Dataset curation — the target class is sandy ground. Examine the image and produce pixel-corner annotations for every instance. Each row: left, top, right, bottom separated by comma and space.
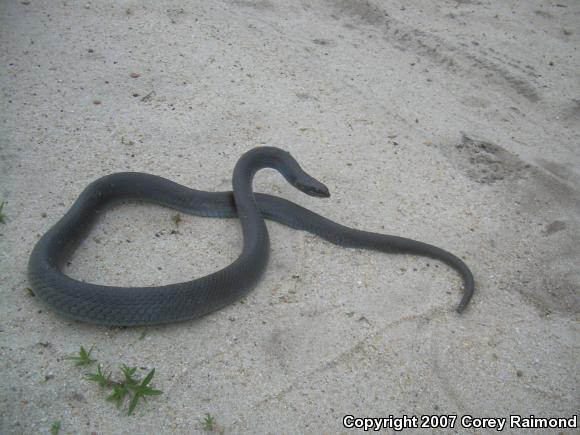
1, 0, 579, 434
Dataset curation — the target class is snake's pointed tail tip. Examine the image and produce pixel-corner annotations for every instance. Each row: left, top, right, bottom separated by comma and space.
455, 298, 472, 314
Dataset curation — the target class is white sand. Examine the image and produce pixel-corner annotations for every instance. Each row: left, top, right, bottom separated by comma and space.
1, 0, 578, 433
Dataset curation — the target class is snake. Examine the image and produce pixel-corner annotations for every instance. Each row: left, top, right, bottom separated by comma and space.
28, 147, 474, 326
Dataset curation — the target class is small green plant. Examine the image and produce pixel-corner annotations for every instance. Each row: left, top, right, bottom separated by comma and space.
65, 345, 95, 366
103, 365, 162, 415
172, 212, 182, 226
201, 413, 216, 431
0, 201, 6, 224
50, 421, 61, 435
67, 346, 163, 415
86, 364, 111, 387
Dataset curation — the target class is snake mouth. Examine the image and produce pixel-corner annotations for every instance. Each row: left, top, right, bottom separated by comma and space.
295, 181, 331, 198
309, 185, 331, 198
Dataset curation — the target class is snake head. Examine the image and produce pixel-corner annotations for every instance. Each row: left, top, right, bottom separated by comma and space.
295, 178, 330, 198
243, 146, 331, 198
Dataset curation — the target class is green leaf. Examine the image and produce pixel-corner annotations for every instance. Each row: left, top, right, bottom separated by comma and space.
121, 364, 138, 385
142, 387, 163, 396
86, 365, 111, 387
65, 345, 96, 366
140, 368, 155, 387
107, 384, 129, 408
128, 393, 140, 416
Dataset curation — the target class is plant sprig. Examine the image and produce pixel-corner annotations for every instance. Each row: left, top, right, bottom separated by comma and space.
0, 201, 6, 224
65, 345, 95, 366
50, 421, 61, 435
68, 346, 163, 415
172, 212, 182, 227
86, 364, 111, 387
201, 413, 216, 431
127, 367, 163, 415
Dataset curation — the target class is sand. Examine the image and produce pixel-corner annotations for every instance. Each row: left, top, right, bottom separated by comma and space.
1, 0, 578, 433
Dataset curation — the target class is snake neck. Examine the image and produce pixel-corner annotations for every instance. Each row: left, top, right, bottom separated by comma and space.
233, 147, 295, 214
232, 147, 301, 257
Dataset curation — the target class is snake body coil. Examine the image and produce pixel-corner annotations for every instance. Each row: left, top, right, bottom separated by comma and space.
28, 147, 474, 325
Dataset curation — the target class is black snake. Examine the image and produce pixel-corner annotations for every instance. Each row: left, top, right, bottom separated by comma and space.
28, 147, 474, 325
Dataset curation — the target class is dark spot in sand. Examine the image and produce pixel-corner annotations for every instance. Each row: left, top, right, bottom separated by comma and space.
312, 38, 332, 46
534, 10, 553, 19
330, 0, 387, 27
544, 220, 566, 235
70, 392, 86, 402
233, 0, 273, 11
442, 133, 530, 184
295, 92, 318, 102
